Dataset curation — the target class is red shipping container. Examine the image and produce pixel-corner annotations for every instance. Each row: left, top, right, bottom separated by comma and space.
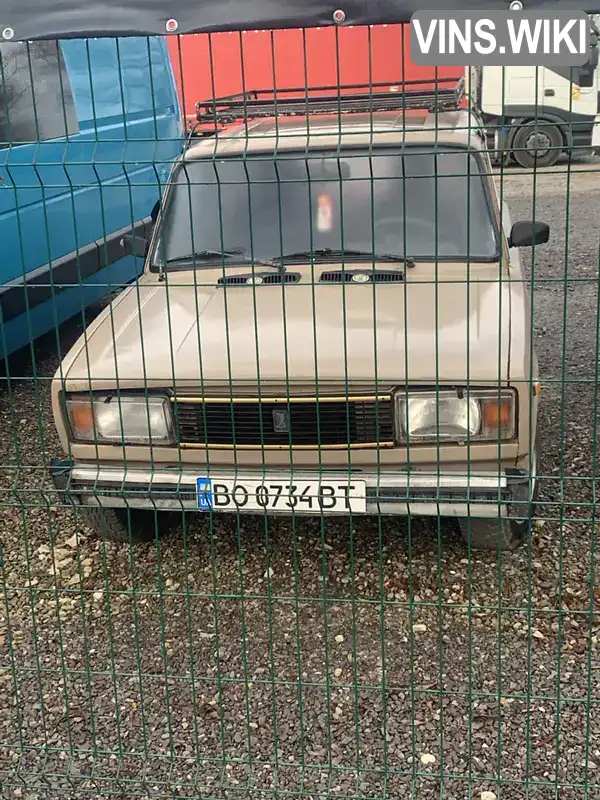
167, 25, 463, 125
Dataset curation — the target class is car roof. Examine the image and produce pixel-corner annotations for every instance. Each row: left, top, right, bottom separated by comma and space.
183, 108, 486, 161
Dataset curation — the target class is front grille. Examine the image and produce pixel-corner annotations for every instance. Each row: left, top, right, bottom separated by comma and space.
173, 396, 395, 448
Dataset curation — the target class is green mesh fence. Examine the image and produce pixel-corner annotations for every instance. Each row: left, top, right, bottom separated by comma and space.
0, 25, 598, 800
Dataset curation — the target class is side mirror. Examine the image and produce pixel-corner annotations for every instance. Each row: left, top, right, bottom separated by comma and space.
508, 221, 550, 248
580, 37, 598, 86
590, 36, 599, 68
579, 63, 595, 87
150, 200, 160, 225
120, 233, 149, 259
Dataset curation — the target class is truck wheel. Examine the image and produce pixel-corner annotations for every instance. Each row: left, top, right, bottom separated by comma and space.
511, 122, 562, 168
78, 506, 178, 543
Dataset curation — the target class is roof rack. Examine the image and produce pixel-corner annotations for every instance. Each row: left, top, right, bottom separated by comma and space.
194, 78, 464, 127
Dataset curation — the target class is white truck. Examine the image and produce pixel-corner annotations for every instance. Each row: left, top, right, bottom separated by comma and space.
465, 17, 600, 167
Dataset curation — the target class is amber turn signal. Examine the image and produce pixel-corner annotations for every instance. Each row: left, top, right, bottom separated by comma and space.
480, 397, 513, 435
68, 401, 95, 437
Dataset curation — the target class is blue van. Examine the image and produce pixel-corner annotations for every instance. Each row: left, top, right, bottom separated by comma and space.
0, 36, 183, 359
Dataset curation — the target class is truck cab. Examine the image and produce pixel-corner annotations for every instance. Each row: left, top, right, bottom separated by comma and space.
467, 18, 600, 167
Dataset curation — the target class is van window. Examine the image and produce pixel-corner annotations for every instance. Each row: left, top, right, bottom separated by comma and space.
62, 38, 175, 123
0, 41, 78, 145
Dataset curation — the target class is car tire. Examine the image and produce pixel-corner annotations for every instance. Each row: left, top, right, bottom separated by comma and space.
458, 517, 529, 551
78, 506, 178, 543
511, 121, 563, 168
458, 449, 538, 551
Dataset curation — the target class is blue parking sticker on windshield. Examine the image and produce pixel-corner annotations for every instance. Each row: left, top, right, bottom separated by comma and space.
196, 478, 213, 511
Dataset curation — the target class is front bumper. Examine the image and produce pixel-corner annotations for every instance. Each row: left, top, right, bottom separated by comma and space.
50, 459, 532, 519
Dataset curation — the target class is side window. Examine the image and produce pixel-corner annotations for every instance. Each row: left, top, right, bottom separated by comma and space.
119, 37, 173, 114
0, 40, 78, 145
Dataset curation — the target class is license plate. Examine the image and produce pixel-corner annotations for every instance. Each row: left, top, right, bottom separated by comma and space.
196, 478, 366, 514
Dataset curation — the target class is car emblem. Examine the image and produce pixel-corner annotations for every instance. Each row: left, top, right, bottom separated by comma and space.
272, 409, 290, 433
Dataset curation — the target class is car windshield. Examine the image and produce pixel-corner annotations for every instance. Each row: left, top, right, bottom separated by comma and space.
154, 146, 498, 268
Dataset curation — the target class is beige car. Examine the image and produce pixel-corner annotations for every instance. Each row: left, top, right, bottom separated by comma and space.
50, 90, 548, 550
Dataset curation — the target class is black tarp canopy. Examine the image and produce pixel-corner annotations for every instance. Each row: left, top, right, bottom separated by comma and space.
2, 0, 600, 42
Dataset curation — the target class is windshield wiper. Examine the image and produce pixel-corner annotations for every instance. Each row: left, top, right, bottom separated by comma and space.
273, 248, 415, 266
164, 250, 281, 270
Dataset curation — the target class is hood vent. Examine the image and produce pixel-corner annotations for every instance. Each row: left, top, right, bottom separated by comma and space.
218, 271, 301, 286
320, 270, 404, 284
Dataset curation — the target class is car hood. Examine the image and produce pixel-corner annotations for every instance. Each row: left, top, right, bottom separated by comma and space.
61, 267, 513, 391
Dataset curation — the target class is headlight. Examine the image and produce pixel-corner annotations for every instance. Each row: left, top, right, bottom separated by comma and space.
66, 394, 174, 444
394, 389, 515, 443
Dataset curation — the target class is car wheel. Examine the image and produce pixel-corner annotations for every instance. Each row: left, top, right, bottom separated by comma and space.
78, 506, 179, 543
459, 449, 538, 551
458, 517, 528, 551
511, 122, 562, 168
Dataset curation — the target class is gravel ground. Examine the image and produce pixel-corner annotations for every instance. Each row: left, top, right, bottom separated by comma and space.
1, 158, 600, 800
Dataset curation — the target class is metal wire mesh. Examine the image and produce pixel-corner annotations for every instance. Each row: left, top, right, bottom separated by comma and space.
0, 24, 598, 800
